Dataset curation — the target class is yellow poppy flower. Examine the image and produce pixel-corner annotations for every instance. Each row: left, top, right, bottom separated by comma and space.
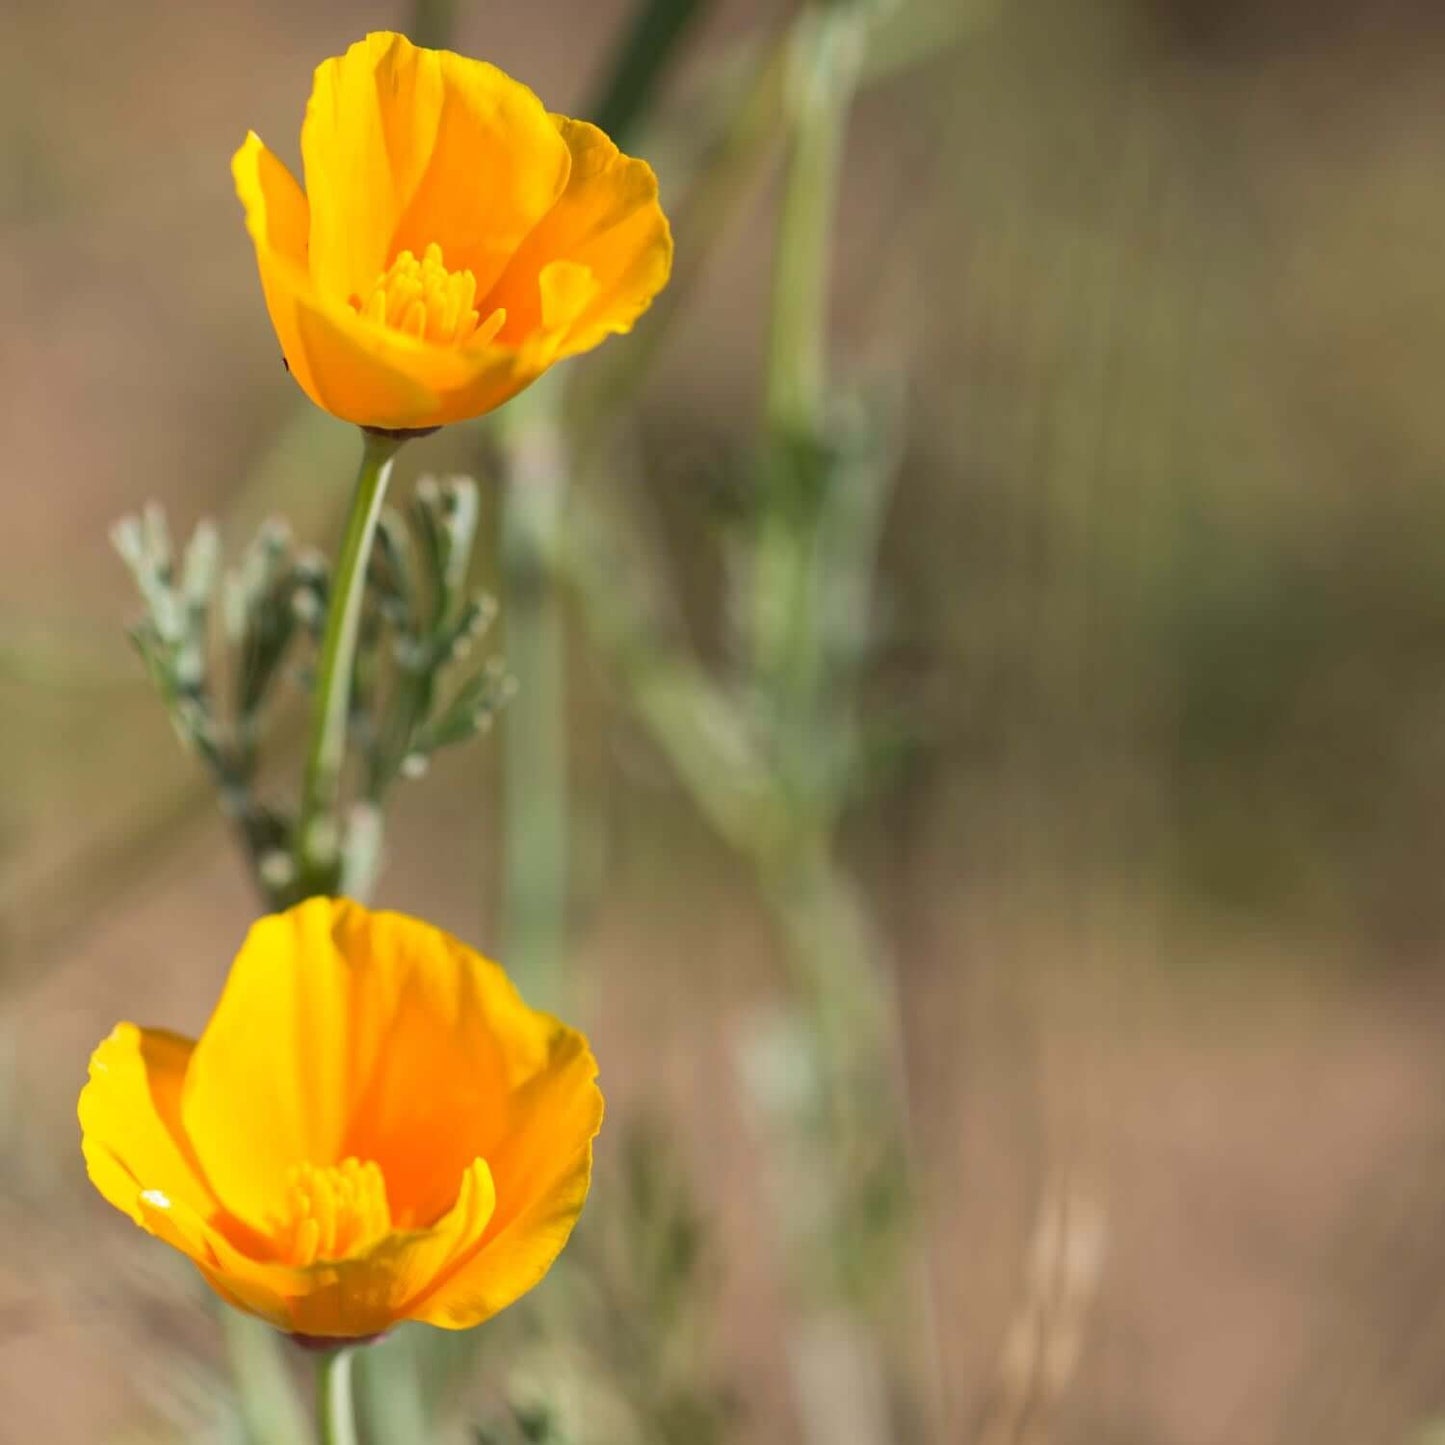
232, 31, 672, 431
78, 897, 602, 1340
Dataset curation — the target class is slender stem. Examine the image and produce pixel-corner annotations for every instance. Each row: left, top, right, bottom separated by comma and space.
316, 1348, 358, 1445
295, 430, 403, 896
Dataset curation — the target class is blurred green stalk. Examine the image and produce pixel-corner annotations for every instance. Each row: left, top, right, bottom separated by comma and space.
765, 6, 858, 437
494, 0, 719, 1009
407, 0, 457, 50
750, 10, 931, 1442
752, 2, 862, 739
222, 1309, 313, 1445
498, 388, 571, 1009
558, 3, 936, 1428
355, 1330, 439, 1445
589, 0, 707, 148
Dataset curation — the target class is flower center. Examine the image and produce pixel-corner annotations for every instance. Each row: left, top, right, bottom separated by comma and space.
353, 242, 485, 345
276, 1158, 392, 1266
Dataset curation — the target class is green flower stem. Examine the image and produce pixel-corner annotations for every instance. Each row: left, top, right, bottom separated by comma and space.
295, 430, 404, 897
316, 1348, 358, 1445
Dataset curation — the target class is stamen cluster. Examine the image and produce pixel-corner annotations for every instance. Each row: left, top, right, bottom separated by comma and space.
355, 243, 495, 346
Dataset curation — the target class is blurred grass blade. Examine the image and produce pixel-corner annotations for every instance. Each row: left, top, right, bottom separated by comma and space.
498, 387, 571, 1011
407, 0, 457, 49
221, 1312, 312, 1445
353, 1331, 431, 1445
588, 0, 710, 147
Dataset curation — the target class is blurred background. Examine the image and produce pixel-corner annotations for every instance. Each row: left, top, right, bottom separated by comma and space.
7, 0, 1445, 1441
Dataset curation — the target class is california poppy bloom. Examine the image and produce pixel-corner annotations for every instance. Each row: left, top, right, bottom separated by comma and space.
233, 31, 672, 431
78, 898, 602, 1340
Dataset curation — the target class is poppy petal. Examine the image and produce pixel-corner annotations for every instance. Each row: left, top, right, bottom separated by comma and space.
180, 898, 559, 1233
301, 32, 571, 305
408, 1029, 602, 1330
234, 131, 452, 427
485, 116, 673, 359
79, 1024, 216, 1229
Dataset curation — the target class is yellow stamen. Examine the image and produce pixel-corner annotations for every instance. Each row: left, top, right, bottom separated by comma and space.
353, 242, 490, 346
277, 1158, 392, 1266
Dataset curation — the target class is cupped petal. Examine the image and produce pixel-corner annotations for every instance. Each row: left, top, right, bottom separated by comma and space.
165, 1157, 495, 1339
278, 1158, 497, 1339
301, 32, 572, 306
135, 1189, 298, 1329
406, 1028, 602, 1330
423, 116, 675, 424
81, 1023, 287, 1296
234, 132, 445, 424
234, 133, 466, 429
153, 1152, 529, 1340
79, 1024, 215, 1228
484, 117, 673, 361
284, 290, 462, 429
82, 1028, 341, 1329
181, 898, 563, 1233
232, 131, 309, 267
426, 338, 536, 426
126, 1178, 312, 1331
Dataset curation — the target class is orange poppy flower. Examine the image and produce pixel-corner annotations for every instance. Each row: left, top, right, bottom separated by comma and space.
232, 31, 672, 430
78, 897, 602, 1340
